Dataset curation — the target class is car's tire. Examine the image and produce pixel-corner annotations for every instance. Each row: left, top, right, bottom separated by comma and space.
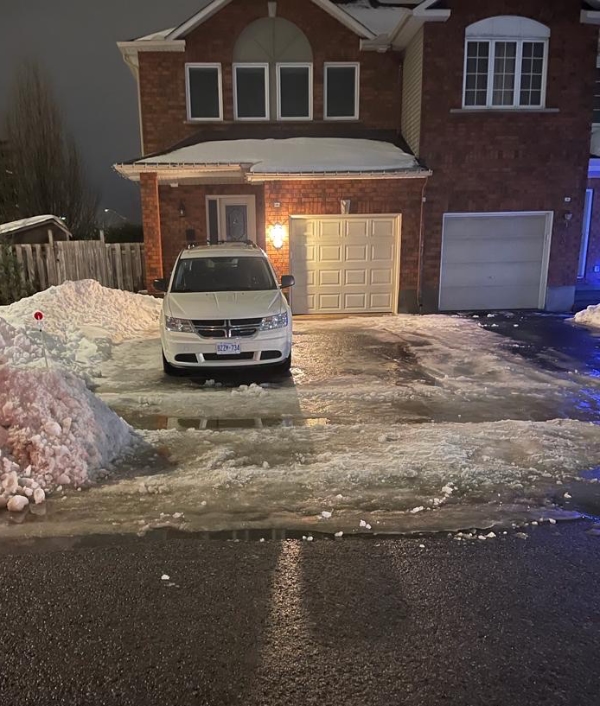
277, 354, 292, 374
162, 351, 180, 376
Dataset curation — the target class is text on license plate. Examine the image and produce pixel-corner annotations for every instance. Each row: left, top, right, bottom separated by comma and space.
216, 343, 241, 355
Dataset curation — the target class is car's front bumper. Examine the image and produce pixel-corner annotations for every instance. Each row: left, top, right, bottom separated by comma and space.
161, 327, 292, 368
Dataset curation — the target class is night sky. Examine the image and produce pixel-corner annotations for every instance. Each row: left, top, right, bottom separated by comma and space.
0, 0, 207, 222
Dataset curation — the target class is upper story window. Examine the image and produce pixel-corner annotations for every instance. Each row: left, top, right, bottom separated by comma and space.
277, 64, 313, 120
324, 63, 360, 120
233, 17, 313, 121
186, 63, 223, 121
233, 63, 269, 120
463, 16, 550, 109
593, 65, 600, 124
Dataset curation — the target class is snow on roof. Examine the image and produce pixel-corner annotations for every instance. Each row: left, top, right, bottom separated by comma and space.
0, 215, 70, 237
135, 138, 419, 174
337, 1, 407, 36
592, 127, 600, 157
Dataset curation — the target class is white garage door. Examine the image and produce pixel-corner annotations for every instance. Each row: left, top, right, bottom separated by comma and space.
290, 215, 400, 315
439, 212, 553, 311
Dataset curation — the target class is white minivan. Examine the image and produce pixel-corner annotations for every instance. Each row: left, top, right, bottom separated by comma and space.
154, 243, 294, 375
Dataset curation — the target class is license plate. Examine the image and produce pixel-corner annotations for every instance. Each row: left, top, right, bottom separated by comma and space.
216, 343, 241, 355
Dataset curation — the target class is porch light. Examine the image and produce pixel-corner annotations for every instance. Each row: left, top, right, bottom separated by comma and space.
178, 202, 186, 218
270, 223, 285, 250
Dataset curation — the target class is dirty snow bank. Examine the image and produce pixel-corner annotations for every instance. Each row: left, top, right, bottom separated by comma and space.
0, 281, 158, 510
0, 366, 133, 509
572, 304, 600, 329
0, 279, 162, 373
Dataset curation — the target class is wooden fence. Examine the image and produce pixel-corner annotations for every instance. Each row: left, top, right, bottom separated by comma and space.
7, 241, 146, 293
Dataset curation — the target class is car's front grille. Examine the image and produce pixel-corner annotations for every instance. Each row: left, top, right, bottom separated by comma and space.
203, 353, 255, 362
191, 318, 262, 339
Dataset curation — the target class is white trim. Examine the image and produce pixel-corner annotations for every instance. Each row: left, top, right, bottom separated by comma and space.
185, 63, 223, 122
324, 63, 360, 121
247, 171, 430, 182
167, 0, 232, 39
466, 16, 550, 40
276, 63, 313, 121
581, 10, 600, 25
462, 38, 549, 110
166, 0, 374, 41
578, 188, 594, 278
205, 195, 257, 243
233, 63, 270, 121
439, 211, 554, 311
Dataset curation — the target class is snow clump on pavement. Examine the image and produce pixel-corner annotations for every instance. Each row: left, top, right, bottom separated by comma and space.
572, 303, 600, 329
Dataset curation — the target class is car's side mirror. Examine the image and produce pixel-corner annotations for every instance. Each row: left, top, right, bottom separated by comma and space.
280, 275, 295, 289
153, 278, 167, 292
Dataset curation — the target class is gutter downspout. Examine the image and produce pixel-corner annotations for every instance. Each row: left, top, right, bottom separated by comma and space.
416, 175, 429, 313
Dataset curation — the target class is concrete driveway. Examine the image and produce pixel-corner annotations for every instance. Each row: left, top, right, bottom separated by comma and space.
4, 313, 600, 539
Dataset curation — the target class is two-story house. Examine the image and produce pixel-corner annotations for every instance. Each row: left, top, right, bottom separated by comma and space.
115, 0, 599, 314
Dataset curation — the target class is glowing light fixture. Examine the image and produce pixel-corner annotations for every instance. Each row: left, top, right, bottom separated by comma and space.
270, 223, 285, 249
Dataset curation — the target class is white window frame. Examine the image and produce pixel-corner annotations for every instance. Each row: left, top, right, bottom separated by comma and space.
324, 62, 360, 121
462, 38, 548, 110
276, 63, 313, 121
233, 63, 270, 121
578, 188, 594, 279
185, 62, 223, 122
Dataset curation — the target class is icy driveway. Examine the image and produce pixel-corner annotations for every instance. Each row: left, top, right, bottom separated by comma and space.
22, 314, 600, 536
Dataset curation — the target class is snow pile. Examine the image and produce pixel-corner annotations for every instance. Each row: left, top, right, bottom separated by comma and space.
573, 304, 600, 329
0, 279, 162, 373
0, 365, 133, 509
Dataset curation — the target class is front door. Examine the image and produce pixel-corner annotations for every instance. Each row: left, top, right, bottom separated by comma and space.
207, 195, 257, 244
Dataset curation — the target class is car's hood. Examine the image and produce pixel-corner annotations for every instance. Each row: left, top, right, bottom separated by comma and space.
165, 290, 286, 320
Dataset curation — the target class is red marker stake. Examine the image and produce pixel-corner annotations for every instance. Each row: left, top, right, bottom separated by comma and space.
33, 311, 49, 369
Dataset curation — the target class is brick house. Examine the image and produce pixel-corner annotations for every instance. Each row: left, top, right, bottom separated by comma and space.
115, 0, 599, 314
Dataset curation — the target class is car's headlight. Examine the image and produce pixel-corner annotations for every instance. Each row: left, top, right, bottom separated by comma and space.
165, 316, 195, 333
260, 313, 289, 331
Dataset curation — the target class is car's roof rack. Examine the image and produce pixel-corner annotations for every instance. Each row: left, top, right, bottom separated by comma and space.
214, 240, 258, 248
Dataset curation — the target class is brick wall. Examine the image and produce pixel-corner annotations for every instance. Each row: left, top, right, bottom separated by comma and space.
585, 179, 600, 285
418, 0, 597, 305
138, 0, 401, 155
263, 179, 426, 294
140, 172, 162, 289
158, 183, 265, 279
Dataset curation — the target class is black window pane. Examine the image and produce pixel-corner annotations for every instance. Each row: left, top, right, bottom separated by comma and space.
326, 66, 357, 118
279, 67, 310, 118
236, 67, 267, 118
188, 68, 220, 119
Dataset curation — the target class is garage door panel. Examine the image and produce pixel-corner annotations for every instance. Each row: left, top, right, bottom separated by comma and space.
345, 244, 368, 261
318, 293, 342, 311
371, 243, 394, 261
319, 245, 342, 262
442, 237, 546, 264
441, 285, 541, 311
372, 219, 395, 237
370, 268, 393, 285
344, 293, 367, 309
345, 269, 367, 286
291, 216, 399, 315
319, 270, 341, 286
370, 293, 394, 309
440, 213, 550, 311
442, 261, 546, 288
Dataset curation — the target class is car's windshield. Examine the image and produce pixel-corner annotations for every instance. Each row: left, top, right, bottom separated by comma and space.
171, 256, 277, 293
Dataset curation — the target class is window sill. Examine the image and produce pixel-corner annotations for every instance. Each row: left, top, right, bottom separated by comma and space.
183, 119, 362, 125
450, 108, 559, 115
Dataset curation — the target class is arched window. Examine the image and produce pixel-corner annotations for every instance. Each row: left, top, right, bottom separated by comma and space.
463, 16, 550, 109
233, 18, 313, 120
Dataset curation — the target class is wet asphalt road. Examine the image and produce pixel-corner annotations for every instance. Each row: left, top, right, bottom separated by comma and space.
1, 523, 600, 706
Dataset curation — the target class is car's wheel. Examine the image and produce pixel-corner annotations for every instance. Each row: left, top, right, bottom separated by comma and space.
162, 351, 180, 376
277, 354, 292, 375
